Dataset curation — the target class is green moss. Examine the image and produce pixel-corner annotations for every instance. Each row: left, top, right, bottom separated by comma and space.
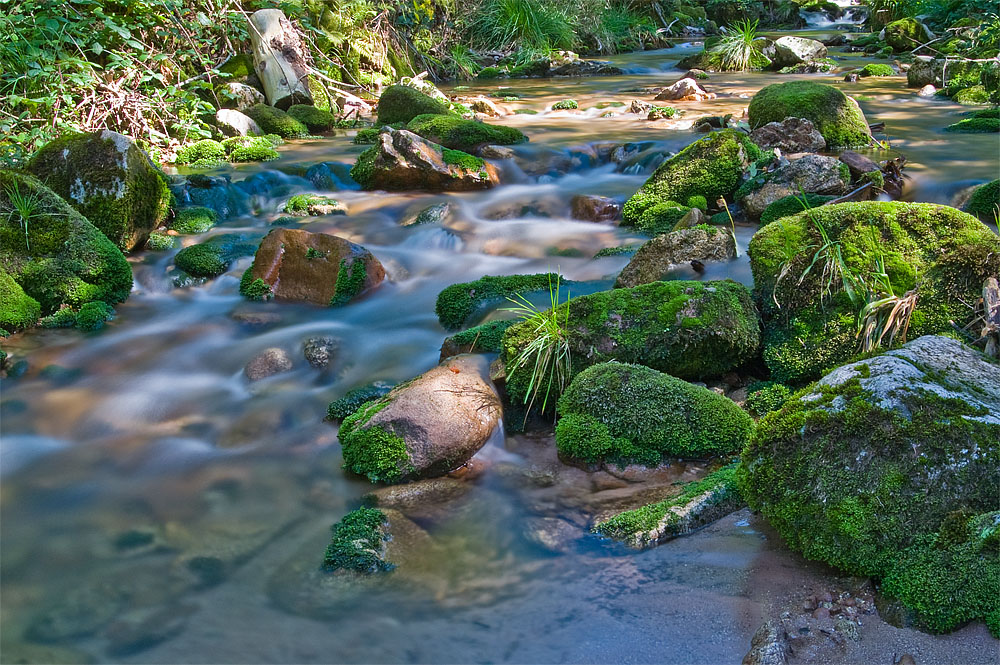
686, 195, 708, 211
284, 194, 344, 215
350, 147, 377, 189
326, 382, 394, 421
170, 206, 217, 234
647, 106, 677, 120
287, 104, 336, 132
965, 179, 999, 221
477, 66, 505, 79
175, 140, 226, 167
435, 273, 558, 329
884, 18, 928, 52
239, 269, 272, 300
634, 201, 691, 235
244, 104, 309, 138
218, 54, 253, 80
555, 362, 753, 466
552, 99, 578, 110
0, 171, 132, 316
748, 201, 1000, 383
744, 381, 792, 417
221, 136, 280, 162
376, 85, 451, 125
502, 280, 760, 409
944, 117, 1000, 133
441, 148, 485, 172
740, 377, 999, 629
330, 258, 367, 307
0, 271, 41, 331
146, 232, 175, 251
339, 398, 415, 483
321, 507, 393, 573
759, 194, 835, 225
74, 301, 114, 331
442, 319, 516, 354
622, 130, 761, 226
36, 307, 77, 328
594, 245, 640, 257
595, 462, 740, 540
748, 81, 871, 149
860, 63, 894, 77
175, 244, 229, 277
405, 114, 527, 153
26, 132, 172, 250
353, 128, 380, 144
862, 170, 885, 189
954, 86, 990, 105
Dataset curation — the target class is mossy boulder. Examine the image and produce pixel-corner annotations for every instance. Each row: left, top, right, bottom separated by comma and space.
748, 201, 1000, 383
883, 18, 933, 53
953, 86, 990, 105
376, 85, 451, 126
622, 130, 761, 226
501, 279, 760, 409
0, 270, 41, 332
221, 135, 281, 162
964, 179, 999, 221
740, 335, 999, 633
339, 355, 502, 484
404, 114, 527, 153
440, 319, 516, 359
284, 194, 347, 216
860, 63, 894, 77
174, 235, 256, 279
944, 117, 1000, 133
38, 300, 114, 331
244, 104, 308, 138
759, 193, 836, 225
240, 228, 385, 306
170, 206, 218, 234
0, 171, 132, 325
322, 507, 393, 573
748, 81, 872, 149
555, 362, 753, 467
175, 139, 227, 167
287, 104, 336, 132
326, 381, 395, 421
351, 129, 499, 192
435, 273, 559, 330
27, 130, 171, 250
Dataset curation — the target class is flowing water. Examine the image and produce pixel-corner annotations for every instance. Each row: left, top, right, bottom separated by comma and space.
2, 35, 998, 664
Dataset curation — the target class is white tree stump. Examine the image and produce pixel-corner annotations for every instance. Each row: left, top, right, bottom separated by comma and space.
248, 9, 312, 110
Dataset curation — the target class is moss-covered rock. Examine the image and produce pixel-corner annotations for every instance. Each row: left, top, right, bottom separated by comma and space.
27, 130, 171, 250
221, 136, 280, 162
953, 85, 990, 105
339, 355, 502, 483
175, 139, 227, 167
173, 234, 258, 279
740, 335, 999, 632
322, 507, 393, 573
435, 273, 559, 330
744, 380, 793, 417
552, 99, 578, 110
501, 279, 760, 409
859, 63, 894, 77
287, 104, 336, 132
595, 462, 743, 547
944, 117, 1000, 133
170, 206, 218, 234
404, 114, 527, 153
0, 171, 133, 322
376, 85, 451, 125
326, 381, 395, 421
759, 193, 836, 225
748, 201, 1000, 383
555, 362, 753, 466
439, 319, 516, 358
146, 232, 175, 251
884, 18, 933, 53
284, 194, 347, 216
37, 300, 114, 331
353, 128, 380, 145
748, 81, 872, 149
244, 104, 309, 138
622, 130, 761, 226
964, 179, 999, 221
0, 270, 41, 331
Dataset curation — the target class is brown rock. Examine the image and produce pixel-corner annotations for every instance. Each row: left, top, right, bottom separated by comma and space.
245, 228, 385, 306
244, 347, 293, 381
742, 620, 788, 665
616, 227, 736, 288
655, 77, 716, 102
749, 117, 826, 153
570, 195, 621, 222
364, 129, 499, 191
741, 154, 848, 218
468, 97, 505, 117
838, 150, 879, 179
812, 607, 830, 620
629, 99, 652, 114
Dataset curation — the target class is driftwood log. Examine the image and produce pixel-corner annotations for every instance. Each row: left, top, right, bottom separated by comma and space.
982, 277, 1000, 358
248, 9, 312, 109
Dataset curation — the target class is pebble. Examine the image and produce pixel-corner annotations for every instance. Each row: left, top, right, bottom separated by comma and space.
244, 347, 293, 381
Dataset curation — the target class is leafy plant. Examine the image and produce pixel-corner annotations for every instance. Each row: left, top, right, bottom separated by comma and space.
711, 19, 766, 71
466, 0, 575, 51
504, 274, 572, 416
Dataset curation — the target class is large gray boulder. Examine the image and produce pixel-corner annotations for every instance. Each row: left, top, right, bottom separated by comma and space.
339, 355, 503, 483
215, 109, 263, 137
616, 227, 737, 288
771, 36, 827, 68
741, 154, 849, 218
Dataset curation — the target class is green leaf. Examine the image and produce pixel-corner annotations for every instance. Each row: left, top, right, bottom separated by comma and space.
91, 41, 103, 55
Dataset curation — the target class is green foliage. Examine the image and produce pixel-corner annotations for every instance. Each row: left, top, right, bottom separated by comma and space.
441, 148, 486, 171
175, 140, 226, 167
239, 269, 272, 301
711, 19, 768, 71
860, 63, 894, 77
244, 105, 309, 139
551, 99, 578, 110
435, 273, 559, 329
465, 0, 575, 51
744, 381, 793, 417
406, 114, 527, 152
322, 507, 393, 573
0, 270, 41, 331
222, 136, 280, 162
442, 319, 516, 354
760, 193, 836, 225
38, 300, 114, 331
287, 105, 337, 132
555, 362, 753, 466
353, 128, 381, 144
339, 398, 415, 483
146, 232, 175, 251
331, 259, 368, 306
376, 85, 450, 125
748, 81, 872, 149
964, 179, 999, 221
170, 207, 217, 235
326, 382, 394, 421
686, 195, 708, 211
635, 201, 691, 235
174, 244, 229, 278
954, 85, 991, 104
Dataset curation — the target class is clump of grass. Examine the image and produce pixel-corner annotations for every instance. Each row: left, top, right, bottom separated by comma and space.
2, 180, 45, 251
711, 19, 766, 72
466, 0, 575, 51
504, 274, 572, 416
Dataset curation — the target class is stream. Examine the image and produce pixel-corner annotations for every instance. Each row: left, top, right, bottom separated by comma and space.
1, 30, 998, 664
